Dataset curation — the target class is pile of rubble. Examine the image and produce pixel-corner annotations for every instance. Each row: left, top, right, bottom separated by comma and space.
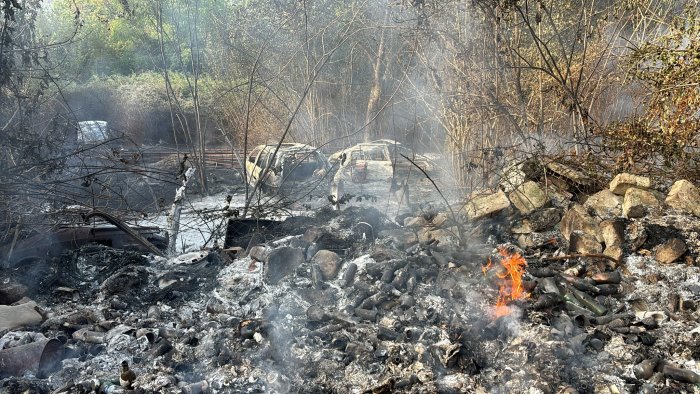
1, 161, 700, 393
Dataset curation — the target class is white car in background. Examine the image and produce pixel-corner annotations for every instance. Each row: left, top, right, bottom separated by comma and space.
245, 143, 330, 194
330, 140, 435, 206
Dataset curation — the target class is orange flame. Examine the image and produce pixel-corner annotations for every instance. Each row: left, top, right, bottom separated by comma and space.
485, 247, 529, 317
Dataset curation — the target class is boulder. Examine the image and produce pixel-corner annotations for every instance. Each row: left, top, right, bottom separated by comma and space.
509, 181, 549, 215
560, 204, 601, 242
599, 219, 625, 248
569, 231, 603, 254
626, 222, 648, 252
311, 250, 342, 280
461, 190, 511, 220
265, 247, 305, 284
378, 228, 418, 248
0, 283, 28, 306
404, 216, 429, 228
499, 162, 526, 193
610, 173, 651, 195
249, 245, 271, 262
655, 238, 688, 264
622, 187, 659, 218
584, 189, 622, 218
302, 227, 326, 243
426, 229, 460, 248
665, 180, 700, 217
526, 208, 562, 232
546, 162, 595, 189
431, 212, 450, 228
0, 300, 43, 331
603, 245, 624, 264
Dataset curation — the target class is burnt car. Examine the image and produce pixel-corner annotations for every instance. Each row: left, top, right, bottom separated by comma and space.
330, 140, 435, 206
245, 143, 330, 194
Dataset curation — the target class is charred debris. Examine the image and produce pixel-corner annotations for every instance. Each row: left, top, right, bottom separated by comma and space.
1, 159, 700, 394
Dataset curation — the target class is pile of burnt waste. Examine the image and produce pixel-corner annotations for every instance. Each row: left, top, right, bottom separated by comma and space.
1, 162, 700, 394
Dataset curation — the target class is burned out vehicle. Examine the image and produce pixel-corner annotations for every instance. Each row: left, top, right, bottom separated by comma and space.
245, 143, 330, 194
330, 140, 435, 205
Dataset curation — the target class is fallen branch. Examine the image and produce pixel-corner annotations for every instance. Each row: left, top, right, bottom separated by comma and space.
84, 210, 165, 257
167, 166, 196, 256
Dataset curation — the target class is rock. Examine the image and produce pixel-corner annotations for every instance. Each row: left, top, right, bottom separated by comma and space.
417, 227, 432, 244
265, 247, 305, 284
509, 181, 549, 215
610, 173, 651, 195
249, 245, 271, 262
378, 228, 418, 249
569, 231, 603, 254
302, 227, 325, 243
626, 222, 648, 252
525, 208, 562, 232
622, 187, 659, 218
546, 162, 595, 189
431, 212, 450, 228
404, 216, 429, 227
584, 189, 622, 218
599, 219, 625, 248
0, 283, 28, 305
0, 300, 43, 331
427, 229, 460, 248
603, 245, 624, 263
461, 189, 511, 220
560, 204, 601, 242
666, 180, 700, 217
499, 162, 526, 193
311, 250, 342, 280
655, 238, 688, 264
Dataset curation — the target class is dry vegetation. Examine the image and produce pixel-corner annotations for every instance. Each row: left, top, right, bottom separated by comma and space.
0, 0, 699, 234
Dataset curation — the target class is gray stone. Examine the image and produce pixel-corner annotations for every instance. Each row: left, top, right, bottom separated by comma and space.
311, 250, 342, 280
610, 173, 651, 195
655, 238, 688, 264
306, 243, 319, 261
560, 204, 601, 242
461, 189, 511, 220
666, 180, 700, 217
265, 247, 305, 284
569, 231, 603, 255
509, 181, 549, 215
623, 187, 659, 218
584, 189, 622, 218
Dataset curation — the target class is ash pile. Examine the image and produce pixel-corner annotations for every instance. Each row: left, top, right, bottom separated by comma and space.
2, 163, 700, 394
